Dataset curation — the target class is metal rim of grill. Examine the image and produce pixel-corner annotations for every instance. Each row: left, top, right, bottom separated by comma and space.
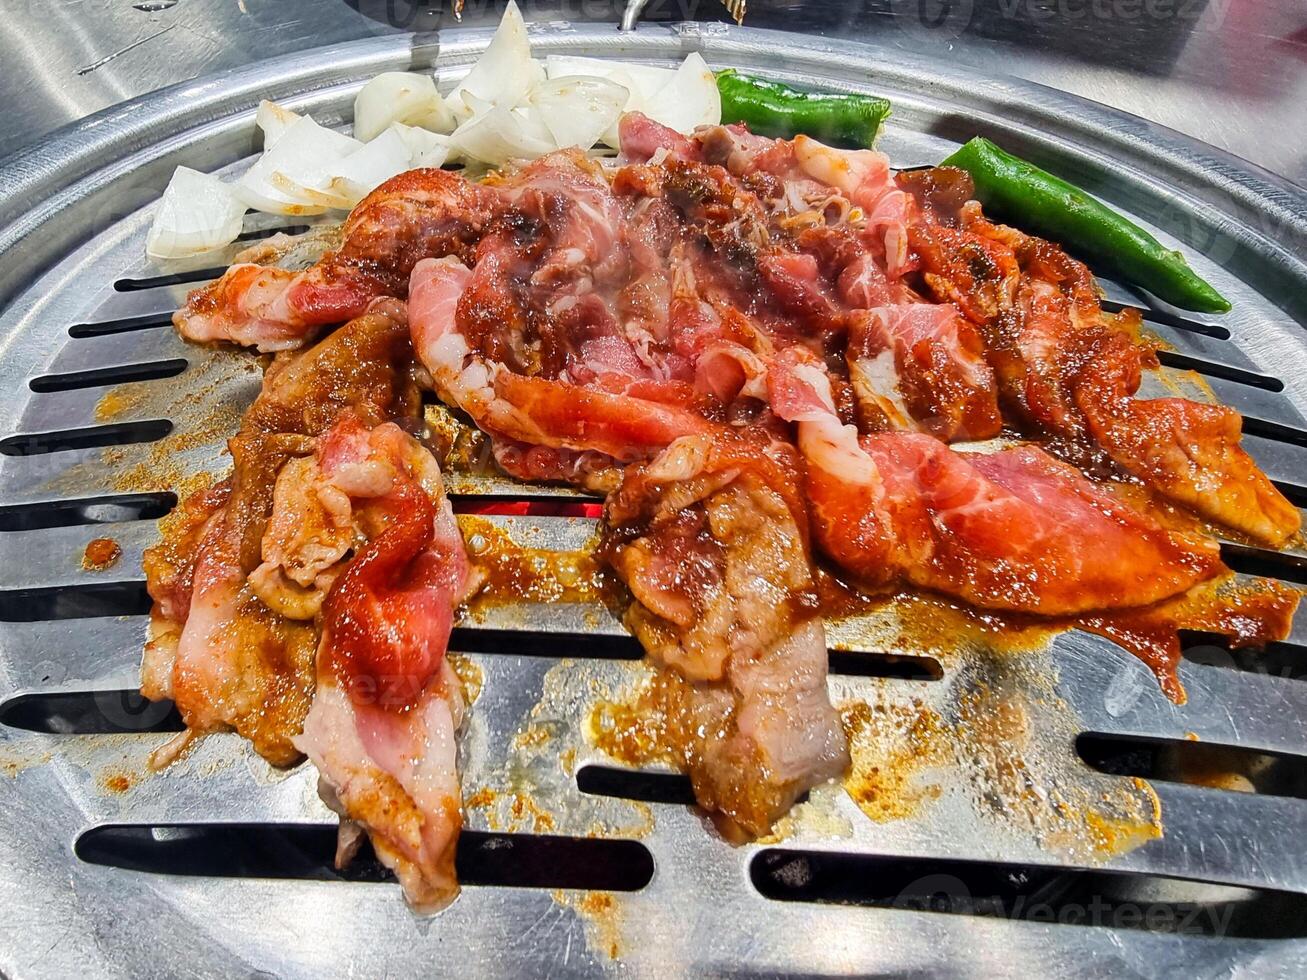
0, 21, 1305, 978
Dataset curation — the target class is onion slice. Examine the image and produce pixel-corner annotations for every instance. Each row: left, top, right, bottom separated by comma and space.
449, 105, 556, 166
146, 167, 246, 260
640, 53, 721, 136
256, 100, 300, 148
445, 0, 541, 121
530, 75, 629, 152
239, 115, 361, 214
354, 72, 454, 141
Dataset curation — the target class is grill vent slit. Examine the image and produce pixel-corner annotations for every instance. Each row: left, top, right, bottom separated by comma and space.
69, 312, 174, 338
1076, 732, 1307, 800
750, 849, 1307, 939
114, 268, 225, 292
0, 420, 172, 456
0, 581, 150, 621
75, 824, 655, 892
0, 492, 175, 531
29, 358, 188, 393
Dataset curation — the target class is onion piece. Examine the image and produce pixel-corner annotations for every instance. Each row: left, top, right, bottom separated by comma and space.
543, 55, 674, 109
393, 123, 452, 168
146, 167, 247, 260
256, 100, 300, 148
640, 53, 721, 136
449, 105, 556, 166
239, 115, 362, 214
353, 71, 454, 141
445, 0, 541, 121
530, 75, 629, 152
322, 126, 415, 207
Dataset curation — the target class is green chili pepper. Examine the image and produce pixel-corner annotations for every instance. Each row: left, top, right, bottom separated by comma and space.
715, 69, 891, 149
939, 137, 1230, 314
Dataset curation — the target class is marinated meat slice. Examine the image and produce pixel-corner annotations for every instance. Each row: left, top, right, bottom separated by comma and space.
902, 185, 1298, 545
144, 432, 319, 767
295, 416, 482, 912
244, 300, 420, 434
408, 255, 715, 471
771, 348, 1225, 615
175, 169, 496, 350
1076, 372, 1302, 546
603, 431, 848, 837
142, 309, 423, 764
846, 303, 1001, 441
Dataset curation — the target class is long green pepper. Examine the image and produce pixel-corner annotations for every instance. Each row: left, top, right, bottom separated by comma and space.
940, 137, 1230, 314
715, 69, 891, 148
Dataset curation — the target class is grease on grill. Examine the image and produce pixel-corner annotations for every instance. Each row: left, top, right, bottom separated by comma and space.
464, 660, 654, 841
81, 536, 121, 570
553, 889, 626, 960
458, 515, 604, 608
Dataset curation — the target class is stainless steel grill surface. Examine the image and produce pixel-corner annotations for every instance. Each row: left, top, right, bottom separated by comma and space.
0, 23, 1305, 979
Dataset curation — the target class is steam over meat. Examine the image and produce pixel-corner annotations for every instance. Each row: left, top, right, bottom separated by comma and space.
146, 110, 1300, 879
604, 432, 848, 836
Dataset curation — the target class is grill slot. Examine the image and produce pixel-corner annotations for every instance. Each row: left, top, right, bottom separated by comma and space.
0, 492, 175, 531
113, 268, 226, 292
749, 848, 1307, 939
69, 312, 174, 338
1099, 297, 1230, 340
0, 689, 182, 735
76, 825, 656, 892
1221, 545, 1307, 586
0, 420, 173, 457
0, 581, 150, 621
29, 359, 189, 393
576, 765, 698, 806
1077, 732, 1307, 801
1153, 351, 1283, 393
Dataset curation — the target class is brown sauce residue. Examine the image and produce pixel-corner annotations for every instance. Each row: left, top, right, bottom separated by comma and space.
100, 770, 135, 794
458, 515, 605, 608
82, 537, 121, 570
841, 698, 945, 822
553, 889, 625, 960
589, 668, 689, 771
1074, 576, 1301, 704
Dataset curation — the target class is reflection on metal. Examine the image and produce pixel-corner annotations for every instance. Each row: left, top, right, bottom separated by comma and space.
0, 22, 1304, 979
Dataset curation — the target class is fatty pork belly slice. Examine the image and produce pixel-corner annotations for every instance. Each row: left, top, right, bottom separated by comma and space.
291, 413, 483, 912
770, 347, 1225, 616
141, 431, 320, 767
903, 181, 1299, 547
603, 430, 849, 838
174, 169, 497, 351
846, 303, 1002, 441
140, 307, 423, 764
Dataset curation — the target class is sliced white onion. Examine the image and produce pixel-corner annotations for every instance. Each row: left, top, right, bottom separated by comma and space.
530, 75, 629, 152
238, 115, 362, 214
543, 55, 674, 108
353, 71, 454, 142
393, 123, 452, 168
146, 167, 247, 260
640, 53, 721, 136
256, 100, 300, 148
445, 0, 541, 121
322, 125, 415, 208
449, 105, 556, 166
